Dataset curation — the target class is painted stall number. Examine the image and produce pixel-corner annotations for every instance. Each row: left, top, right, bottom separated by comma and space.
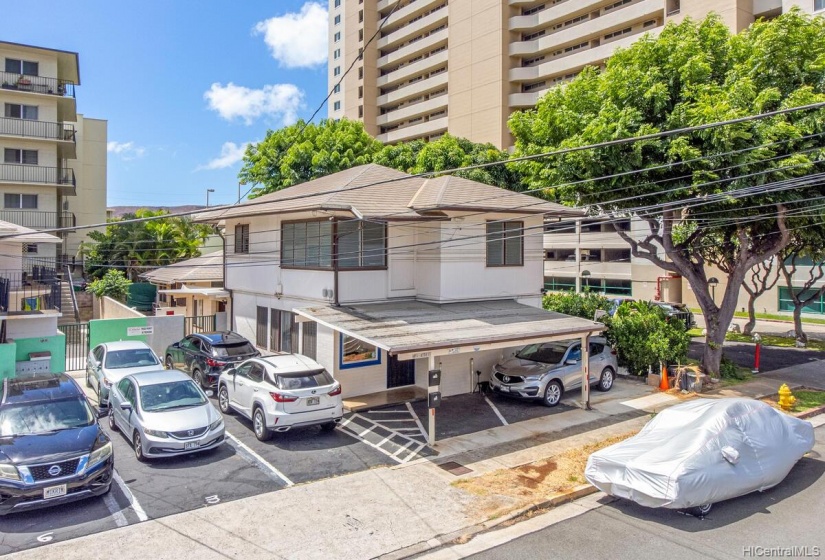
37, 532, 54, 543
205, 495, 220, 505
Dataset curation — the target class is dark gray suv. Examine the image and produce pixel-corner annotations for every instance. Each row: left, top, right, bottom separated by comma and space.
165, 332, 260, 389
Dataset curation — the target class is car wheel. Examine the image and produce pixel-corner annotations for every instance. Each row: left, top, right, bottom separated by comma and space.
133, 432, 148, 463
108, 409, 118, 432
597, 367, 615, 392
165, 355, 174, 369
193, 369, 207, 389
543, 380, 563, 407
688, 503, 712, 517
320, 421, 337, 432
218, 385, 233, 415
253, 407, 272, 442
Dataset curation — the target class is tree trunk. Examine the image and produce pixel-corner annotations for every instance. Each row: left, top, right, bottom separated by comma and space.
793, 305, 807, 344
743, 297, 757, 336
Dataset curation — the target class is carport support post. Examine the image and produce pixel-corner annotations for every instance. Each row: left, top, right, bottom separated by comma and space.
428, 354, 436, 446
581, 334, 591, 410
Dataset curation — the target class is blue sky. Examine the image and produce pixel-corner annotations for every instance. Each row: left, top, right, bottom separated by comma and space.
0, 1, 330, 207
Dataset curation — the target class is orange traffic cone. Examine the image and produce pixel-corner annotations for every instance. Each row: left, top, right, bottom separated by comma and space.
659, 363, 669, 391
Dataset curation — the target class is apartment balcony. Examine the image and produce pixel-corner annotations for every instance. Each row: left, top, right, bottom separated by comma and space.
378, 94, 448, 126
544, 231, 633, 250
377, 116, 448, 143
509, 0, 660, 56
0, 269, 62, 314
378, 50, 448, 88
544, 260, 632, 279
382, 0, 443, 33
378, 28, 448, 68
0, 71, 76, 98
0, 210, 76, 231
0, 164, 77, 194
378, 72, 448, 106
377, 6, 448, 51
510, 0, 603, 32
0, 117, 77, 159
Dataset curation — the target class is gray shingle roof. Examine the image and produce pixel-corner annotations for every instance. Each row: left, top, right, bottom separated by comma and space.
195, 164, 581, 222
141, 252, 223, 284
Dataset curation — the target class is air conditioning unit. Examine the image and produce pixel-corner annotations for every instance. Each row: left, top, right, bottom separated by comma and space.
322, 288, 335, 299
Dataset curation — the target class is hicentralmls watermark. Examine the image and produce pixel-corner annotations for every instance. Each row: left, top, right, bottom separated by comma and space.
743, 546, 821, 558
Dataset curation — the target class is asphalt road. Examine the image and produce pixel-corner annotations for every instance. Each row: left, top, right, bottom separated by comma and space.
689, 340, 825, 372
0, 390, 393, 556
467, 425, 825, 560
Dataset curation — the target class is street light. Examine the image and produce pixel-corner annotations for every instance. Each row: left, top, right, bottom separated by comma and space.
206, 188, 215, 207
708, 277, 719, 304
581, 270, 591, 293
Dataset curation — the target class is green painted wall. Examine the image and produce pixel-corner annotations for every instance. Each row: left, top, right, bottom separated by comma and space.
13, 334, 66, 374
0, 342, 17, 381
89, 317, 148, 349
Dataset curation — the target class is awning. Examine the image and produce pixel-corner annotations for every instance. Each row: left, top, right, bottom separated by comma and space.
158, 286, 229, 298
293, 299, 604, 360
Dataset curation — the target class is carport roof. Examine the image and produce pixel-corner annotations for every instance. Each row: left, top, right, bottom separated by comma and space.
294, 300, 604, 358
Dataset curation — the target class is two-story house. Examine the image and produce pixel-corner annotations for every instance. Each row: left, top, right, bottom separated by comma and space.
197, 164, 604, 410
0, 41, 107, 274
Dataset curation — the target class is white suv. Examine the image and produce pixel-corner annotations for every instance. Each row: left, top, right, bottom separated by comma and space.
217, 355, 343, 441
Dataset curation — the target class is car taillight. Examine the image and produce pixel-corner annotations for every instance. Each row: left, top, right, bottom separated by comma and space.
328, 385, 342, 397
270, 392, 298, 403
611, 349, 617, 355
206, 358, 227, 367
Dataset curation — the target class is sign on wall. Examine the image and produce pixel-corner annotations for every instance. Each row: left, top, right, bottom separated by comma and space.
127, 326, 154, 336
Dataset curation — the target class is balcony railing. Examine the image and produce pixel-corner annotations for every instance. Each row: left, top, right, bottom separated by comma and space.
0, 117, 76, 142
0, 164, 76, 187
0, 210, 75, 230
0, 269, 61, 313
0, 71, 76, 98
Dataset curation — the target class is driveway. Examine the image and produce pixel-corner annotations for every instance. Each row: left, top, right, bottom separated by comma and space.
689, 340, 825, 372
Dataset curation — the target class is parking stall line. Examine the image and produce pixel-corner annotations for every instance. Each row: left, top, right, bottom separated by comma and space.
102, 492, 129, 528
113, 470, 148, 522
484, 396, 510, 426
405, 402, 429, 440
225, 431, 294, 487
391, 440, 414, 458
402, 443, 427, 463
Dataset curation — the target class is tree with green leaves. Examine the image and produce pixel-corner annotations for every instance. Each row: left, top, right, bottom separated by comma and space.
86, 269, 131, 302
509, 10, 825, 374
777, 223, 825, 343
83, 209, 213, 281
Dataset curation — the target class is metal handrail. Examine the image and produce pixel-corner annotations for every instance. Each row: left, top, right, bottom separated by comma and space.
0, 117, 76, 142
0, 71, 76, 98
0, 210, 75, 230
0, 164, 76, 186
65, 264, 80, 322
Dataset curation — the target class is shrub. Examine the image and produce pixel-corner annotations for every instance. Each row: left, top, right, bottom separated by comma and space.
719, 356, 746, 379
542, 291, 612, 320
86, 269, 132, 302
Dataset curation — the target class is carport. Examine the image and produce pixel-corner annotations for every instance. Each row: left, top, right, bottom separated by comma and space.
294, 300, 605, 445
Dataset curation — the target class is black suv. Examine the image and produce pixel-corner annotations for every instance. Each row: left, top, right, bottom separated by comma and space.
651, 301, 696, 329
0, 374, 113, 515
165, 331, 260, 389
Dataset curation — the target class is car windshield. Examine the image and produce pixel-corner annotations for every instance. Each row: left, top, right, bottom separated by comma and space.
139, 380, 206, 412
515, 343, 569, 364
0, 398, 94, 437
275, 370, 334, 391
214, 342, 256, 357
105, 349, 159, 369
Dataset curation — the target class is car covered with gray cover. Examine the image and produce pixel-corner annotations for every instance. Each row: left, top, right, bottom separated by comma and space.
585, 398, 814, 514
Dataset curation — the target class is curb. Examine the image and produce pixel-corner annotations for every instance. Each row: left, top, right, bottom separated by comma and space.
376, 484, 598, 560
795, 403, 825, 420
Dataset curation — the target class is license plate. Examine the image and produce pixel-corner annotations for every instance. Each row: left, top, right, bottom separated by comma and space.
500, 386, 510, 392
184, 441, 200, 450
43, 484, 67, 500
307, 396, 320, 406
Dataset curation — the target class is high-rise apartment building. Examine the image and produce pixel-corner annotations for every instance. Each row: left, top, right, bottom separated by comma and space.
0, 41, 107, 270
328, 0, 821, 150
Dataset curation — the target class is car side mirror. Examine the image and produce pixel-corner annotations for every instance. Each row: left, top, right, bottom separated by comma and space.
566, 359, 578, 366
204, 390, 214, 398
172, 342, 179, 348
120, 402, 132, 412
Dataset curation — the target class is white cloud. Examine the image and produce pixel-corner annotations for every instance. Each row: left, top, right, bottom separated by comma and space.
204, 82, 303, 125
254, 2, 328, 68
107, 141, 146, 160
198, 141, 252, 171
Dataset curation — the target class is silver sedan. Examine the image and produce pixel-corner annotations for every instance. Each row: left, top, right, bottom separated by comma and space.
107, 369, 225, 462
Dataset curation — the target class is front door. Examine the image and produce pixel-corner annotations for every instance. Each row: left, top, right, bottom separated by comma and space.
387, 355, 415, 388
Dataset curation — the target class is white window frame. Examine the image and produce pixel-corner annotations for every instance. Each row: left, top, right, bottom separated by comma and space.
3, 148, 38, 165
4, 193, 38, 209
4, 103, 38, 120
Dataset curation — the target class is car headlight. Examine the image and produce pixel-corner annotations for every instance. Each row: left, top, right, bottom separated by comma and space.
144, 428, 168, 438
0, 463, 20, 481
101, 376, 112, 387
523, 375, 543, 382
88, 442, 112, 468
209, 418, 224, 431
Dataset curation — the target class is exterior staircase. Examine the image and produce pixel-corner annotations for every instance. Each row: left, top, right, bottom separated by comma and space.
58, 280, 79, 325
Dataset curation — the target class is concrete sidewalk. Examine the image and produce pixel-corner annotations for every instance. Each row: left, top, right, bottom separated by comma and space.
10, 364, 824, 560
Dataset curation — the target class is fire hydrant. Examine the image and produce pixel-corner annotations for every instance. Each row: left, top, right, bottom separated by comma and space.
778, 384, 796, 412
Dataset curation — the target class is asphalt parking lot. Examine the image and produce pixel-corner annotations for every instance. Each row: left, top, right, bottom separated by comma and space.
0, 374, 393, 556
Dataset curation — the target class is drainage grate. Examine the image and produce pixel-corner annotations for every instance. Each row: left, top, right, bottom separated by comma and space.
438, 461, 473, 476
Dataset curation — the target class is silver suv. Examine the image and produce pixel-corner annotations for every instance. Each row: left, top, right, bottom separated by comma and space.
490, 337, 617, 407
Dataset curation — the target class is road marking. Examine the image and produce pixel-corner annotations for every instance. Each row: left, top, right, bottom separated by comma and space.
102, 492, 129, 527
402, 443, 427, 463
205, 495, 220, 505
225, 431, 294, 487
406, 402, 429, 440
369, 419, 418, 422
36, 532, 54, 543
391, 440, 414, 458
113, 470, 148, 522
363, 409, 407, 414
484, 396, 509, 426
